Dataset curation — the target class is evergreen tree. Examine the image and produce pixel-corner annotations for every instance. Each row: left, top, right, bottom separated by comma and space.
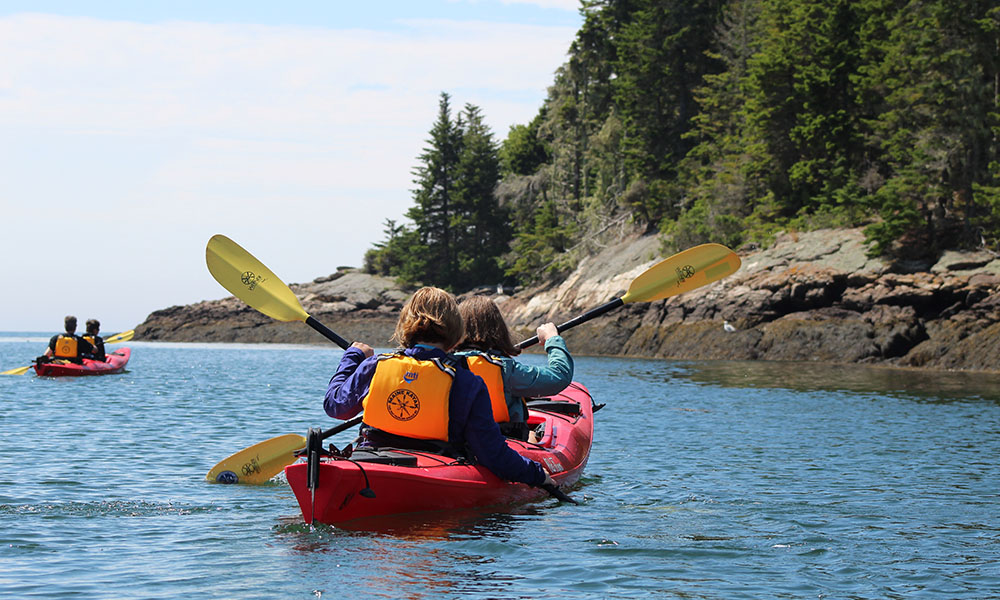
364, 0, 1000, 290
407, 92, 464, 284
613, 0, 726, 225
669, 0, 768, 250
744, 0, 868, 222
864, 0, 1000, 255
500, 108, 550, 177
452, 104, 508, 289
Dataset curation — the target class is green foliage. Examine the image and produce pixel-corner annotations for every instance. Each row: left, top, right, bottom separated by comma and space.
366, 94, 508, 290
613, 0, 726, 202
504, 199, 579, 284
363, 220, 425, 284
365, 0, 1000, 292
500, 109, 550, 177
451, 103, 509, 289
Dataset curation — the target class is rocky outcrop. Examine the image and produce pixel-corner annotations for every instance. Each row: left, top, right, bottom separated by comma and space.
136, 270, 409, 345
136, 229, 1000, 372
494, 228, 1000, 371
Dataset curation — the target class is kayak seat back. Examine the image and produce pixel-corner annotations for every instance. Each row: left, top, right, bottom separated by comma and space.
350, 449, 419, 467
525, 399, 581, 417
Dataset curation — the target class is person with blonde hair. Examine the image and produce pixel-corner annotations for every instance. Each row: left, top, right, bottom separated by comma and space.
324, 287, 553, 488
454, 295, 573, 440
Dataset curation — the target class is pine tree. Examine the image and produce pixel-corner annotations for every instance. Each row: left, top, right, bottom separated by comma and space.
452, 104, 508, 290
670, 0, 768, 250
864, 0, 1000, 255
613, 0, 726, 225
407, 92, 464, 284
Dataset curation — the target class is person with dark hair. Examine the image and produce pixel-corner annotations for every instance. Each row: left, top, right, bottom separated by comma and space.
42, 315, 95, 364
454, 295, 574, 441
82, 319, 106, 362
324, 287, 553, 488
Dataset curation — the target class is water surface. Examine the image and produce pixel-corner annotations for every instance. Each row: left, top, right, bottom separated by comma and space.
1, 335, 998, 598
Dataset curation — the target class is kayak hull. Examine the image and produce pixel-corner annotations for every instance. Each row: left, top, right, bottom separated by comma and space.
286, 381, 595, 524
33, 347, 131, 377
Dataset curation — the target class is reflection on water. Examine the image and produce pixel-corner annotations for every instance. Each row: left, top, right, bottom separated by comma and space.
275, 506, 531, 543
671, 359, 1000, 401
275, 508, 536, 600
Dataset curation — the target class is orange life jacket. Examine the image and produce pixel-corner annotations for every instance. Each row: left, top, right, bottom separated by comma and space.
82, 335, 103, 359
54, 335, 78, 359
465, 354, 509, 423
362, 354, 455, 441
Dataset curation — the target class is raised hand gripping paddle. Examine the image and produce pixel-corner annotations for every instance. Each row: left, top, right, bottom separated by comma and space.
2, 329, 138, 375
516, 243, 740, 349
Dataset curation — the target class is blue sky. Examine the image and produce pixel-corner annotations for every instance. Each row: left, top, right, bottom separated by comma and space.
0, 1, 582, 332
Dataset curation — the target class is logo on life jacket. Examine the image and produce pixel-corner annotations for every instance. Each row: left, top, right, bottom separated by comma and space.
387, 389, 420, 421
55, 335, 78, 359
403, 371, 418, 383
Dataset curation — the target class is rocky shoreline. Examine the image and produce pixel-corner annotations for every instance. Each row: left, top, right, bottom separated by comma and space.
135, 228, 1000, 373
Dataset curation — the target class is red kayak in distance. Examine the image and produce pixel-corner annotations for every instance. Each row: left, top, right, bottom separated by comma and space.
33, 348, 131, 377
285, 381, 597, 525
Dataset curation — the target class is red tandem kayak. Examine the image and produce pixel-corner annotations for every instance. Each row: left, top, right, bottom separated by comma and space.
285, 381, 597, 525
33, 347, 131, 377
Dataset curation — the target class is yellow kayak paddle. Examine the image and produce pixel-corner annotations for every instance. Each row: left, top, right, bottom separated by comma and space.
204, 234, 360, 484
516, 242, 741, 349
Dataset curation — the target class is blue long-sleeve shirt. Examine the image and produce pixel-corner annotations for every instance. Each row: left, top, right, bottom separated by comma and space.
324, 345, 546, 486
455, 335, 573, 422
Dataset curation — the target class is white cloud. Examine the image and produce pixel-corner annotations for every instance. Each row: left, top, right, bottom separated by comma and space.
0, 13, 577, 330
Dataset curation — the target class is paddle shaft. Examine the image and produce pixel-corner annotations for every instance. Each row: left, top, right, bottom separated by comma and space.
321, 415, 363, 441
541, 483, 579, 504
306, 316, 350, 349
516, 297, 623, 350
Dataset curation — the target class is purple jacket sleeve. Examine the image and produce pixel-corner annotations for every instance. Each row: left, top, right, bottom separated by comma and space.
453, 370, 547, 486
324, 347, 376, 420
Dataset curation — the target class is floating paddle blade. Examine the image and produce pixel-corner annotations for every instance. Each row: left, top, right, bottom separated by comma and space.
1, 364, 33, 376
206, 433, 307, 485
104, 329, 135, 344
621, 243, 740, 304
206, 234, 309, 323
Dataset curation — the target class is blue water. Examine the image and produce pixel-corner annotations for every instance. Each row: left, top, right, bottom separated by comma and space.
2, 334, 999, 599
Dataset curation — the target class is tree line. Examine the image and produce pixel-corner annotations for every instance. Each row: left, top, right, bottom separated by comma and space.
365, 0, 1000, 291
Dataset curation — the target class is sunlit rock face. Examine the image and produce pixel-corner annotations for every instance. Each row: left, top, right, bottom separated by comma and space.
136, 229, 1000, 372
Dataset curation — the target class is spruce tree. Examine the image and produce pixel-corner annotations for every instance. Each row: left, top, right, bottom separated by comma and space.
407, 92, 463, 284
452, 104, 508, 290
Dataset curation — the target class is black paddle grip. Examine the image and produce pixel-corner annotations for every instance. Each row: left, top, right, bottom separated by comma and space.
306, 316, 350, 349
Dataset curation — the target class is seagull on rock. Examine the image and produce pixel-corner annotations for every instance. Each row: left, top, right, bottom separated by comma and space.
723, 320, 737, 333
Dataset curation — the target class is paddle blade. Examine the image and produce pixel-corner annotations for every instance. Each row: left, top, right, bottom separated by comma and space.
1, 364, 33, 375
104, 329, 134, 344
622, 243, 740, 304
206, 433, 307, 484
206, 234, 309, 323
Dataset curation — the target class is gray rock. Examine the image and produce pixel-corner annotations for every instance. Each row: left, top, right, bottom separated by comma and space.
134, 227, 1000, 372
